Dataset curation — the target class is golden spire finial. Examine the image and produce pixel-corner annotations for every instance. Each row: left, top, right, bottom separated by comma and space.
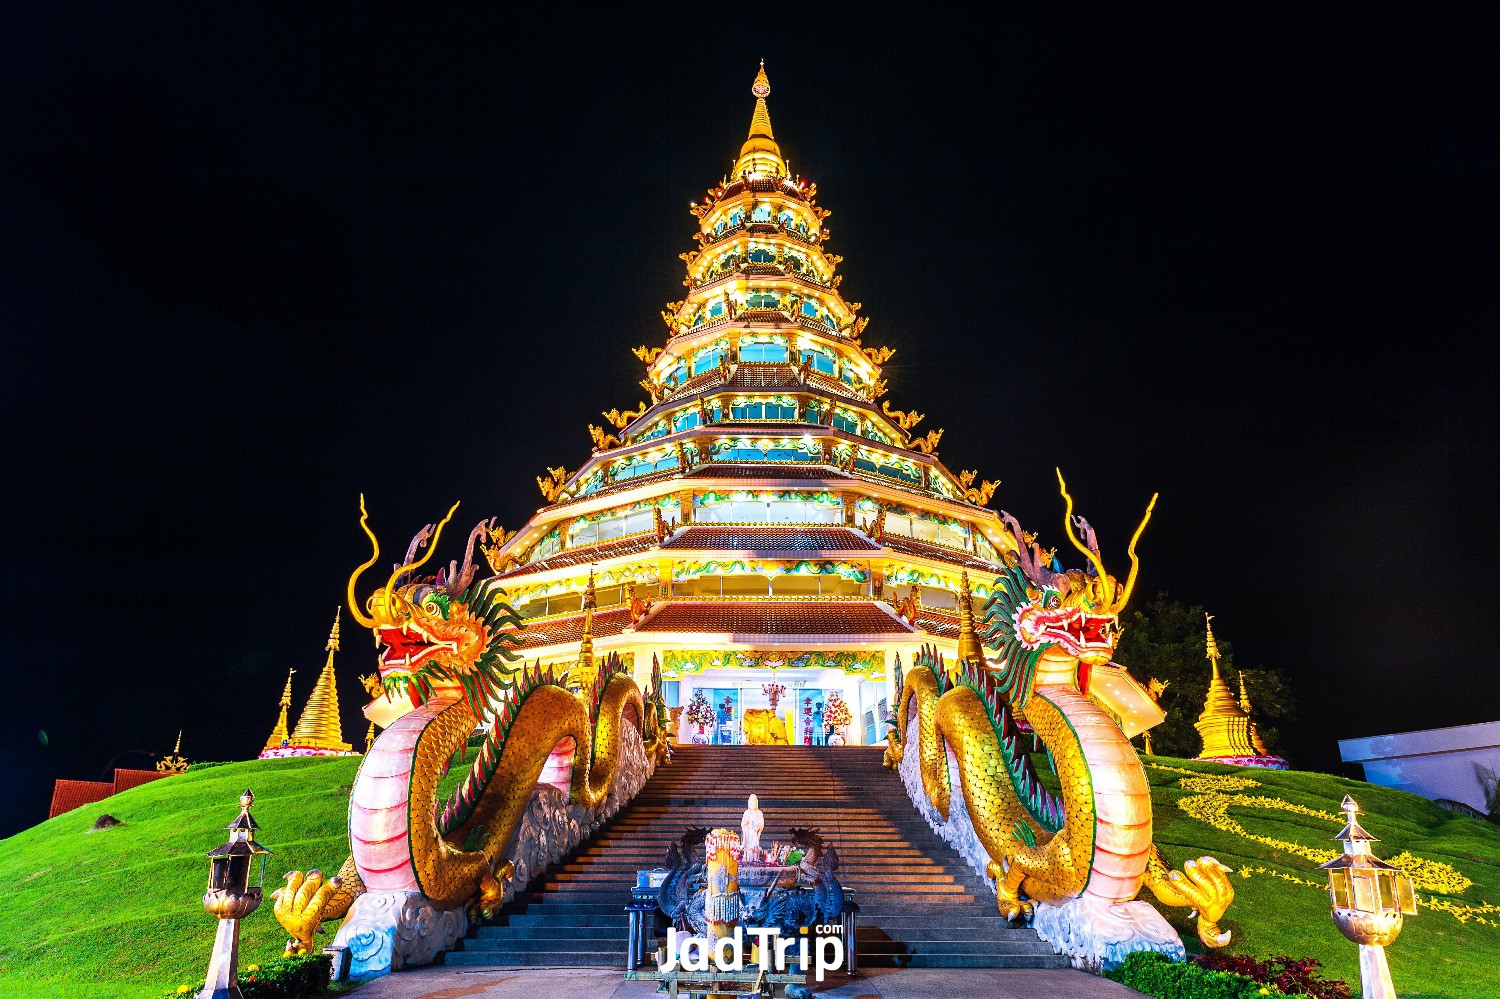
288, 623, 352, 753
1194, 613, 1265, 760
261, 668, 295, 752
157, 730, 189, 774
734, 62, 785, 178
327, 607, 341, 653
956, 571, 984, 665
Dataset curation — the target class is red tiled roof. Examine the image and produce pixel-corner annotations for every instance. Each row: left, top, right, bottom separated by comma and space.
663, 525, 879, 552
881, 534, 1000, 572
912, 607, 962, 639
502, 607, 634, 651
726, 364, 801, 390
495, 534, 658, 580
638, 601, 911, 636
687, 463, 846, 481
49, 780, 113, 819
112, 769, 167, 794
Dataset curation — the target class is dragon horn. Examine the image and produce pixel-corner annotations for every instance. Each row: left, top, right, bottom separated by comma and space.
347, 494, 380, 629
1111, 492, 1159, 612
381, 501, 460, 605
447, 517, 496, 596
1001, 510, 1062, 587
1056, 469, 1113, 598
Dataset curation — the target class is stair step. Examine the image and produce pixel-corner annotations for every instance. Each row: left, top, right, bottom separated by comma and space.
451, 745, 1061, 971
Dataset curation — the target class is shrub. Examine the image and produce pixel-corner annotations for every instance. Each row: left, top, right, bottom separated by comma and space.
166, 954, 331, 999
1105, 951, 1310, 999
1194, 953, 1352, 999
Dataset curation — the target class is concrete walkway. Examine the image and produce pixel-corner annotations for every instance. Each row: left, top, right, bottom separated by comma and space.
346, 966, 1144, 998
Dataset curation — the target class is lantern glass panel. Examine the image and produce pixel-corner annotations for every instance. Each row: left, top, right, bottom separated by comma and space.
1351, 870, 1378, 912
1378, 871, 1398, 911
1397, 875, 1417, 915
227, 855, 250, 895
209, 857, 229, 892
1328, 870, 1352, 910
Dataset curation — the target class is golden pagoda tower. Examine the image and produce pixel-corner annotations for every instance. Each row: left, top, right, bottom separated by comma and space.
424, 63, 1176, 751
263, 610, 356, 757
1193, 615, 1285, 767
1238, 670, 1272, 755
260, 669, 295, 754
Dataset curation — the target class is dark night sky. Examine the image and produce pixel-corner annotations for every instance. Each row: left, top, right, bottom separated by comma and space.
2, 7, 1497, 837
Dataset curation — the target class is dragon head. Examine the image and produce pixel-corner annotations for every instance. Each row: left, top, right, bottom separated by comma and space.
347, 497, 520, 711
981, 472, 1157, 704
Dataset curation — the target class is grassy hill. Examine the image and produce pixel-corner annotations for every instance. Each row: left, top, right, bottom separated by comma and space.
1, 753, 1497, 999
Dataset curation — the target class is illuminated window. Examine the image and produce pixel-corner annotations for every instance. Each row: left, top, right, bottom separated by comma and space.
692, 348, 725, 376
746, 292, 779, 310
636, 421, 669, 442
832, 411, 859, 435
747, 247, 775, 264
527, 529, 562, 564
673, 410, 701, 432
751, 204, 772, 222
800, 349, 836, 375
800, 300, 820, 318
740, 340, 788, 363
613, 453, 680, 482
730, 399, 797, 421
570, 507, 656, 547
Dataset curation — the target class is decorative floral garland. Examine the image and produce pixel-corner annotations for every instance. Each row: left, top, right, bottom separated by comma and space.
1147, 763, 1495, 925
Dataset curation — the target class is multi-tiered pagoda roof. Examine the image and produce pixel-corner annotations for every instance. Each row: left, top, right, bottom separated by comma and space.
477, 66, 1018, 719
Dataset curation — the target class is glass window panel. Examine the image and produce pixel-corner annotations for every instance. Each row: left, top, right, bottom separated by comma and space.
1330, 870, 1351, 910
1351, 871, 1378, 912
1397, 876, 1417, 914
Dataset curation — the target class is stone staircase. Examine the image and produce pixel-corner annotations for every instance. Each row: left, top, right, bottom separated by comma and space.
446, 744, 1067, 969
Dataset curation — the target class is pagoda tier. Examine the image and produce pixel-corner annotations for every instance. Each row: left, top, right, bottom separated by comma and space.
366, 66, 1018, 747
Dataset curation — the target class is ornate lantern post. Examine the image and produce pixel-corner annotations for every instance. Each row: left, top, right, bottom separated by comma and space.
198, 790, 273, 999
1317, 795, 1416, 999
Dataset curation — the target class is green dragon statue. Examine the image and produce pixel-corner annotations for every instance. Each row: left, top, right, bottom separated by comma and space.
887, 472, 1235, 967
271, 499, 662, 957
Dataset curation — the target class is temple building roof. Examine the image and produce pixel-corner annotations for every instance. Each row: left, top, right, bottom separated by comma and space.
685, 464, 848, 482
503, 607, 634, 651
494, 533, 658, 579
661, 525, 878, 552
880, 534, 998, 572
635, 599, 910, 637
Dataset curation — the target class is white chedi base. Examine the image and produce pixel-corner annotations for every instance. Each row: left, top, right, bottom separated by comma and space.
332, 890, 467, 980
1032, 894, 1185, 972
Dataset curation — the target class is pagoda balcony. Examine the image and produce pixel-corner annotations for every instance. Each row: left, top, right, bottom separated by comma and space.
700, 218, 820, 250
689, 264, 833, 293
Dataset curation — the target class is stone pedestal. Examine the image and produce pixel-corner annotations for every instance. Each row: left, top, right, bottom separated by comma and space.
331, 890, 467, 980
1032, 895, 1185, 972
1358, 944, 1397, 999
196, 919, 244, 999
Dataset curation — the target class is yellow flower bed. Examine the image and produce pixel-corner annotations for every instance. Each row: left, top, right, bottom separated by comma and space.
1146, 762, 1493, 923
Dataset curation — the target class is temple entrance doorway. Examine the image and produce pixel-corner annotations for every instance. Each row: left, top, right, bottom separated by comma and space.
672, 665, 889, 748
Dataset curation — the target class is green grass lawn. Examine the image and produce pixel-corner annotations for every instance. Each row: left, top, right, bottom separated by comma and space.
0, 757, 362, 999
1137, 756, 1500, 999
2, 752, 1497, 999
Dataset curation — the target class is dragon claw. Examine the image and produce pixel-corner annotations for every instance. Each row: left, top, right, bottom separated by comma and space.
271, 868, 339, 957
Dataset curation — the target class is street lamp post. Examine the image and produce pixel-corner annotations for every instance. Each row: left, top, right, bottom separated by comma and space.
198, 790, 273, 999
1317, 795, 1416, 999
